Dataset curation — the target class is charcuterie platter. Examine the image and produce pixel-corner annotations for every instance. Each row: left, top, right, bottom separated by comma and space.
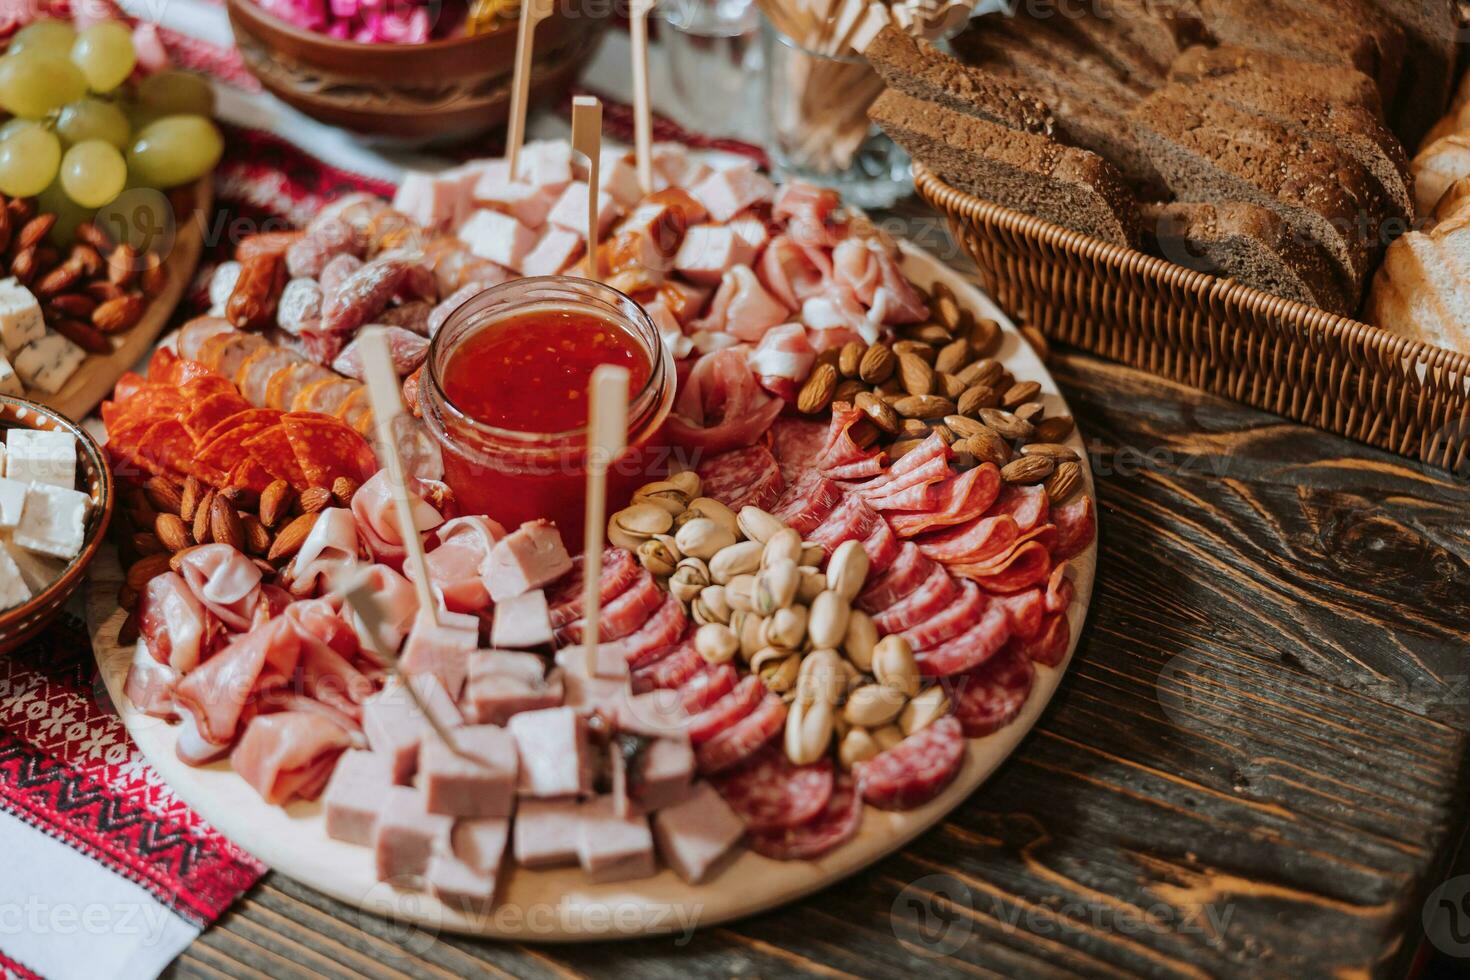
83, 138, 1097, 939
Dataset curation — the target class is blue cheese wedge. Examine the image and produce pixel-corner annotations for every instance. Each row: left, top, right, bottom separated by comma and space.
5, 429, 76, 489
0, 278, 43, 353
0, 353, 21, 397
13, 482, 89, 560
14, 332, 85, 396
0, 476, 26, 527
0, 539, 34, 611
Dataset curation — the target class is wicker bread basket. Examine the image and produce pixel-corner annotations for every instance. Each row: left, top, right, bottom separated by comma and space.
915, 164, 1470, 475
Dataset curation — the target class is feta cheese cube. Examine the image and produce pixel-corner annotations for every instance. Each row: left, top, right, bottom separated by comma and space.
0, 354, 22, 397
1, 531, 63, 592
13, 482, 90, 560
0, 540, 34, 611
5, 429, 77, 488
0, 279, 44, 353
14, 333, 86, 396
0, 476, 25, 527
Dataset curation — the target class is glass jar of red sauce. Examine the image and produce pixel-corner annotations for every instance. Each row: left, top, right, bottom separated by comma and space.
420, 276, 676, 550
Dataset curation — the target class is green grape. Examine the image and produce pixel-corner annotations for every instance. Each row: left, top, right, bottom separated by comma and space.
9, 20, 77, 60
36, 181, 95, 247
60, 140, 126, 208
126, 115, 223, 188
0, 118, 41, 142
0, 52, 88, 118
56, 98, 131, 148
136, 70, 215, 119
71, 21, 136, 93
0, 127, 61, 197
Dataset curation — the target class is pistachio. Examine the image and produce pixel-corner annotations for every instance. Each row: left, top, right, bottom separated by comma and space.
675, 517, 737, 562
609, 503, 672, 550
708, 539, 763, 584
797, 649, 848, 706
764, 604, 808, 650
873, 724, 905, 751
761, 527, 802, 568
686, 497, 739, 539
797, 567, 826, 604
740, 613, 769, 661
667, 470, 702, 498
872, 635, 921, 697
693, 584, 731, 624
785, 698, 835, 766
695, 623, 739, 664
844, 684, 907, 728
637, 535, 681, 577
900, 685, 951, 735
632, 480, 692, 516
826, 540, 870, 602
737, 506, 786, 544
756, 649, 800, 693
807, 589, 851, 650
755, 558, 800, 615
725, 574, 757, 612
843, 609, 879, 672
669, 557, 710, 602
799, 542, 825, 567
839, 727, 881, 770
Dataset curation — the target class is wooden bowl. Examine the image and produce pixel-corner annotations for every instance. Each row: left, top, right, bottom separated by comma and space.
225, 0, 609, 143
0, 397, 113, 656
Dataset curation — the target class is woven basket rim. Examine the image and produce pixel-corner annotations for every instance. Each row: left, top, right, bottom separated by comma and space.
913, 163, 1470, 383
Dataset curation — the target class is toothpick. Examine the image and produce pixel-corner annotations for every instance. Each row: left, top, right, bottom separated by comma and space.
629, 0, 656, 193
506, 0, 554, 180
570, 95, 603, 280
357, 327, 439, 628
581, 365, 629, 676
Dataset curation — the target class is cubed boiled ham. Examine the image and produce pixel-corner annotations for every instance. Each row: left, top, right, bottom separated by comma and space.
324, 750, 396, 845
675, 224, 759, 284
520, 226, 584, 277
599, 149, 642, 207
509, 706, 591, 797
490, 589, 552, 648
576, 796, 656, 883
464, 651, 564, 725
651, 142, 712, 190
393, 170, 463, 233
546, 182, 619, 238
362, 674, 464, 783
426, 852, 497, 912
485, 520, 572, 602
459, 209, 539, 272
652, 780, 744, 884
375, 785, 453, 884
399, 608, 479, 698
513, 798, 581, 867
518, 140, 575, 189
556, 642, 629, 681
454, 816, 511, 873
421, 724, 518, 818
632, 737, 695, 812
690, 164, 775, 223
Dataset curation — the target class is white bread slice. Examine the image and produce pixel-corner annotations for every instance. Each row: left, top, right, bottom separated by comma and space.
1428, 176, 1470, 227
1366, 232, 1463, 351
1410, 133, 1470, 217
1420, 101, 1470, 151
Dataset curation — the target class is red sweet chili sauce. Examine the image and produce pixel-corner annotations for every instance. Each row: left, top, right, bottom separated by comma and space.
421, 277, 675, 550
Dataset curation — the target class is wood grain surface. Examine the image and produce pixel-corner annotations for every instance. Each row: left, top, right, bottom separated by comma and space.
161, 212, 1470, 979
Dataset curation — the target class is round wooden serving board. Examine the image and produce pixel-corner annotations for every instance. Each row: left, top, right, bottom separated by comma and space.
34, 178, 212, 422
85, 245, 1098, 940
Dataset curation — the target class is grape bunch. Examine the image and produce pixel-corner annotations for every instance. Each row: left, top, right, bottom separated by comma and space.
0, 18, 222, 241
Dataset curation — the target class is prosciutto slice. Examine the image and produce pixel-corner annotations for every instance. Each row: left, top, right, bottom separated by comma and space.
124, 641, 179, 719
173, 616, 303, 752
231, 710, 355, 805
137, 571, 210, 672
693, 265, 791, 343
351, 469, 445, 566
666, 349, 783, 456
757, 234, 832, 309
772, 182, 844, 248
747, 323, 814, 401
407, 515, 505, 613
831, 237, 928, 325
176, 544, 264, 633
288, 507, 362, 596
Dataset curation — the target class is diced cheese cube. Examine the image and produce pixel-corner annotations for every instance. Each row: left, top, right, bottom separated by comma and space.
5, 429, 76, 488
0, 540, 34, 611
14, 333, 86, 396
13, 482, 89, 560
1, 530, 63, 592
0, 476, 26, 527
0, 354, 22, 397
0, 279, 44, 353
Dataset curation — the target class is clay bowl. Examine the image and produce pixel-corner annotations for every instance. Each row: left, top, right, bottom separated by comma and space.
0, 397, 113, 656
225, 0, 609, 144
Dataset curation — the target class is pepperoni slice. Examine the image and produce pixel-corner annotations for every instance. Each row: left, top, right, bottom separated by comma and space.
914, 600, 1011, 677
555, 570, 663, 645
748, 772, 862, 860
546, 548, 641, 629
714, 745, 834, 831
855, 716, 965, 811
631, 639, 704, 692
688, 675, 764, 744
696, 694, 787, 774
772, 471, 844, 535
135, 419, 195, 480
281, 412, 377, 488
679, 663, 738, 713
857, 542, 936, 612
861, 513, 902, 575
946, 647, 1035, 737
887, 464, 1001, 538
873, 563, 961, 635
902, 580, 985, 652
807, 492, 878, 556
182, 391, 250, 444
243, 423, 310, 489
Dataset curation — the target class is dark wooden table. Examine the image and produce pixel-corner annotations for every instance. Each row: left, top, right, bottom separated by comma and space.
168, 212, 1470, 980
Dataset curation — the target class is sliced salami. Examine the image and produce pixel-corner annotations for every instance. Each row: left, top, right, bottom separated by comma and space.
555, 569, 663, 645
546, 548, 641, 630
770, 418, 830, 484
953, 540, 1052, 594
1051, 493, 1096, 561
990, 484, 1049, 533
807, 492, 878, 555
603, 593, 689, 668
1044, 563, 1074, 614
915, 513, 1020, 565
728, 454, 785, 511
823, 454, 886, 480
696, 694, 788, 774
688, 675, 764, 744
857, 542, 936, 612
914, 600, 1011, 676
679, 663, 739, 713
902, 580, 984, 652
816, 403, 881, 472
887, 464, 1001, 538
874, 431, 949, 484
1009, 611, 1070, 667
859, 453, 951, 510
994, 587, 1045, 641
873, 563, 961, 635
698, 444, 781, 509
631, 639, 704, 692
714, 745, 834, 832
854, 716, 965, 811
946, 647, 1035, 737
860, 514, 902, 575
772, 471, 845, 535
748, 772, 863, 860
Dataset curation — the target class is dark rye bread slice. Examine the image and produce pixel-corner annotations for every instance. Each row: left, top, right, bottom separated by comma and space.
1130, 86, 1388, 298
1168, 44, 1384, 120
1196, 0, 1393, 100
1142, 201, 1353, 315
1180, 71, 1414, 224
1361, 0, 1457, 148
1275, 0, 1405, 105
870, 89, 1141, 248
1046, 1, 1206, 83
957, 14, 1147, 104
862, 26, 1056, 137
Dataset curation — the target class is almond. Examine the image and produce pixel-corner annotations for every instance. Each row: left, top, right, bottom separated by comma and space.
900, 417, 929, 438
299, 486, 332, 514
854, 390, 900, 435
956, 358, 1003, 389
87, 280, 125, 303
75, 222, 112, 251
1001, 454, 1054, 485
837, 341, 865, 379
331, 476, 361, 507
961, 427, 1010, 468
34, 261, 81, 297
144, 477, 184, 514
1020, 442, 1079, 462
896, 352, 934, 397
125, 553, 172, 591
858, 343, 895, 385
888, 437, 926, 460
936, 372, 968, 401
258, 480, 292, 529
192, 488, 215, 543
892, 340, 936, 364
141, 253, 167, 297
117, 582, 139, 609
130, 532, 165, 557
269, 512, 320, 561
154, 512, 192, 552
892, 394, 956, 420
970, 318, 1003, 357
209, 493, 245, 551
51, 317, 110, 354
908, 323, 952, 345
1035, 415, 1075, 443
108, 243, 138, 285
47, 293, 97, 318
932, 287, 961, 330
0, 205, 11, 253
69, 243, 103, 276
833, 379, 867, 404
9, 247, 35, 285
978, 407, 1035, 441
17, 213, 54, 251
7, 197, 33, 224
1045, 461, 1082, 503
93, 293, 146, 334
242, 514, 271, 555
934, 338, 970, 375
180, 475, 203, 522
796, 363, 837, 414
1002, 380, 1042, 411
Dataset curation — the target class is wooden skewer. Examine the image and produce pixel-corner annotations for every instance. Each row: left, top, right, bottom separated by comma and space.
506, 0, 554, 180
629, 0, 656, 193
357, 327, 439, 628
570, 95, 603, 280
581, 365, 630, 676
